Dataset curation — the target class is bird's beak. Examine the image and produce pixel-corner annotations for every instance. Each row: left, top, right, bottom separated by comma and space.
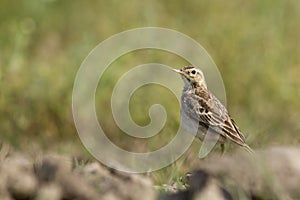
172, 68, 183, 74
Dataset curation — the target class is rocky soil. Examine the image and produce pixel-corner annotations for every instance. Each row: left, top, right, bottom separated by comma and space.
1, 145, 300, 200
0, 144, 155, 200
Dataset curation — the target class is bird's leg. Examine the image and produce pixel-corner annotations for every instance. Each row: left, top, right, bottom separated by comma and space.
220, 143, 225, 156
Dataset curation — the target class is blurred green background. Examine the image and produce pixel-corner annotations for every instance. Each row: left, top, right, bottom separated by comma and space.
1, 0, 300, 181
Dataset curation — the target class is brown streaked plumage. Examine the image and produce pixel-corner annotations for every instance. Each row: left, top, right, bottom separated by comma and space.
173, 66, 253, 154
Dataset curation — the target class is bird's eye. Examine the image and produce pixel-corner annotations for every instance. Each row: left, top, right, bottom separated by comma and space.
191, 70, 196, 75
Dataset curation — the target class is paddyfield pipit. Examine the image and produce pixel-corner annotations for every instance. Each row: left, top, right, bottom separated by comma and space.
173, 66, 253, 154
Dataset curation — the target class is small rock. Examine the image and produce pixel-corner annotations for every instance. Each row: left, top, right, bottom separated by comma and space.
3, 155, 37, 199
35, 183, 62, 200
7, 173, 37, 199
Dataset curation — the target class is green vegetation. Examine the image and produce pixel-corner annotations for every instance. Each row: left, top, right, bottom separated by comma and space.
1, 0, 300, 185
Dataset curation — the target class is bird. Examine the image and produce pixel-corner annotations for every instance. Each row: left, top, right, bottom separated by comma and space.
173, 66, 253, 154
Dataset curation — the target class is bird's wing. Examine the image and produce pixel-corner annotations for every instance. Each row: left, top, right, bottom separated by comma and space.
210, 94, 246, 145
182, 90, 246, 146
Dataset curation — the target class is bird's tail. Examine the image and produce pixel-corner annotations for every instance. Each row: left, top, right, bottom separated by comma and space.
243, 144, 254, 154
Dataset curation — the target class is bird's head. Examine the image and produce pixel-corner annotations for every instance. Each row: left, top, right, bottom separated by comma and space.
173, 66, 207, 89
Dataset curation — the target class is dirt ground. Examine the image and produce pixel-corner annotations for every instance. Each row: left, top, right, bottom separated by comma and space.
1, 145, 300, 200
